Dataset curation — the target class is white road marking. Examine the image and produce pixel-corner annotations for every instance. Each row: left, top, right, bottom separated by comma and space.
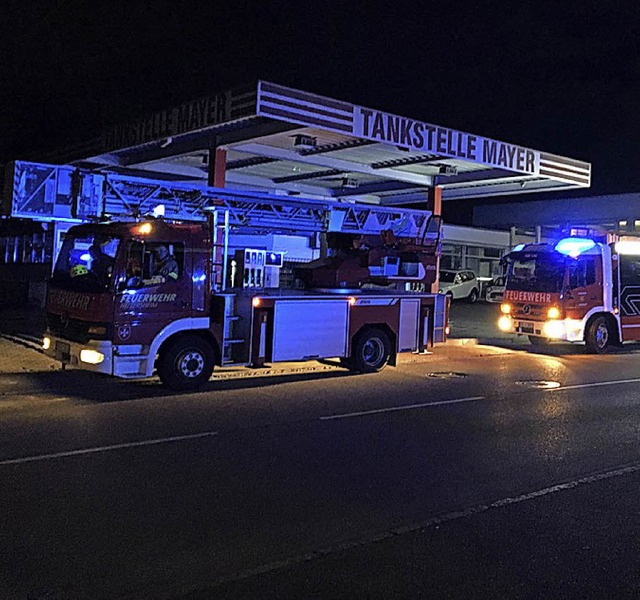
214, 460, 640, 589
0, 430, 219, 466
553, 378, 640, 391
319, 396, 485, 420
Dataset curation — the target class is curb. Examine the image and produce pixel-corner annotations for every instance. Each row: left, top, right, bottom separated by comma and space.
446, 338, 479, 346
0, 333, 44, 353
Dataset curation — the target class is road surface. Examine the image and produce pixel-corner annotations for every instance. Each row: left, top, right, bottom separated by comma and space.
2, 340, 640, 598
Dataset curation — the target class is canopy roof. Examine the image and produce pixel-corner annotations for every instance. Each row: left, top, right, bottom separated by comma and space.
52, 81, 591, 206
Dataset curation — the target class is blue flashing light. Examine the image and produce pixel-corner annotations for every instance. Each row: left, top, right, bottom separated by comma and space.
80, 253, 91, 262
512, 244, 525, 252
554, 237, 596, 258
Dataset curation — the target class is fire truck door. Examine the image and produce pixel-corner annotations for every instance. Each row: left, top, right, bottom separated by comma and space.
563, 256, 601, 317
114, 240, 192, 345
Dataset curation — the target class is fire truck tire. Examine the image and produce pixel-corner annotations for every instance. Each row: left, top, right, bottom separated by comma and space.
585, 316, 612, 354
157, 335, 215, 391
339, 357, 354, 369
351, 328, 391, 373
467, 288, 479, 303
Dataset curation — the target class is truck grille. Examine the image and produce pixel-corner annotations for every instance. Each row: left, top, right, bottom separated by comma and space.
513, 304, 546, 319
47, 314, 110, 344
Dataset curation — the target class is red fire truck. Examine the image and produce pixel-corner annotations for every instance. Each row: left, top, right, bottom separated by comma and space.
42, 195, 446, 390
497, 234, 640, 353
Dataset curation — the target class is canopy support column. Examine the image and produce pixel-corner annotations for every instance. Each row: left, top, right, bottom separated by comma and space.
207, 138, 227, 188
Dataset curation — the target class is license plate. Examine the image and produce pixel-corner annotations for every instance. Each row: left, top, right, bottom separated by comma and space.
55, 341, 71, 362
518, 322, 534, 334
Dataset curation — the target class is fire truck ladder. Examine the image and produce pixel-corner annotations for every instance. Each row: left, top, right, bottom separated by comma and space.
209, 208, 230, 293
219, 293, 252, 365
208, 208, 248, 364
6, 161, 433, 239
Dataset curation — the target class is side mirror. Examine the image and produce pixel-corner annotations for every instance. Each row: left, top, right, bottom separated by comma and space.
117, 276, 143, 292
127, 276, 143, 288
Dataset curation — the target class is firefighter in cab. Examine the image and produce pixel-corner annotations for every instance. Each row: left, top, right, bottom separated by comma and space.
153, 245, 179, 281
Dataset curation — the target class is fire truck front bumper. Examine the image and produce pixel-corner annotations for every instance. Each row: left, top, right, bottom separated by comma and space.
42, 335, 114, 375
498, 316, 584, 342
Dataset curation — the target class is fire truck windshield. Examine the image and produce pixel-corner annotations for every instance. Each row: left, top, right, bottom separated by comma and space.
52, 234, 120, 292
506, 252, 566, 293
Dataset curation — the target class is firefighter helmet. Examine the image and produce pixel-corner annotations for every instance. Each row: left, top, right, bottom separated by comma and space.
70, 264, 88, 278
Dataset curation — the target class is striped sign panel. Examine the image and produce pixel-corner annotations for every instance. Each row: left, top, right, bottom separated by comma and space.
539, 152, 591, 187
257, 81, 355, 134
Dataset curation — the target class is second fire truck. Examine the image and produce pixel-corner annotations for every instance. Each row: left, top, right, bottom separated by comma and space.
498, 233, 640, 353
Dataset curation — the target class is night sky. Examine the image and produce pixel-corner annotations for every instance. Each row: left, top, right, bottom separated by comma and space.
1, 1, 639, 200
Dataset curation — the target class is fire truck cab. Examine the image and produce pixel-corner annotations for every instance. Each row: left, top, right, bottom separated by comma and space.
498, 234, 640, 353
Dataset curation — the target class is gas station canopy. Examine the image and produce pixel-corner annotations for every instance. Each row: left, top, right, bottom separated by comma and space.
53, 81, 591, 205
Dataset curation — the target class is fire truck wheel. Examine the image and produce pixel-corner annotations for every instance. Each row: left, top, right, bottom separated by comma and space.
339, 357, 354, 369
585, 316, 612, 354
351, 328, 391, 373
158, 335, 215, 390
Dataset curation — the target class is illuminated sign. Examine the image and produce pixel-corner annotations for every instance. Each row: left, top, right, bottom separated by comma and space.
353, 108, 538, 175
265, 252, 284, 267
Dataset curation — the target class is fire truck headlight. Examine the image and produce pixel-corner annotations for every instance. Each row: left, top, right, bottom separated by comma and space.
564, 319, 583, 339
547, 306, 560, 320
542, 320, 565, 339
498, 316, 512, 331
500, 303, 511, 314
80, 349, 104, 364
42, 337, 51, 350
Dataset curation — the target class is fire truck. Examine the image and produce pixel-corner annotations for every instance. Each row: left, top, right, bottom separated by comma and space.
497, 233, 640, 353
28, 164, 447, 389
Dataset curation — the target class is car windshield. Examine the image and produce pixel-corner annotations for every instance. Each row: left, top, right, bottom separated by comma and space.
439, 271, 456, 283
52, 234, 120, 292
506, 252, 566, 293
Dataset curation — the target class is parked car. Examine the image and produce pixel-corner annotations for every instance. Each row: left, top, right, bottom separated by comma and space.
485, 275, 506, 303
438, 269, 479, 302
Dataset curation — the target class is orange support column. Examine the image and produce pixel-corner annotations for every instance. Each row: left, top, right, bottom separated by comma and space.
426, 185, 442, 216
428, 186, 442, 293
207, 146, 227, 188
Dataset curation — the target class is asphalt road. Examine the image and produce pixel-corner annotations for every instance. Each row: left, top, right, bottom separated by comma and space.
4, 340, 640, 599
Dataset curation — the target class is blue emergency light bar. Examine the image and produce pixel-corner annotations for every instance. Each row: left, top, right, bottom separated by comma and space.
554, 237, 596, 258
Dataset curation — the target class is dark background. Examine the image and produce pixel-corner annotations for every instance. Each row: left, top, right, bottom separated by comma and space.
1, 1, 638, 202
